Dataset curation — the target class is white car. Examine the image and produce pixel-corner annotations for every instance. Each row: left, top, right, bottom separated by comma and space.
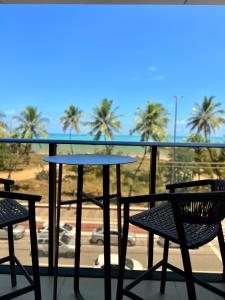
38, 222, 75, 239
93, 254, 143, 270
0, 224, 25, 240
37, 233, 75, 258
89, 227, 136, 246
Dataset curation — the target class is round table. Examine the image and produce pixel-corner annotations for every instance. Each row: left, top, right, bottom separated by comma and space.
43, 154, 136, 300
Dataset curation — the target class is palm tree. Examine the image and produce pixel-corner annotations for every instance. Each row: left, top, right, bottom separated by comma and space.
14, 106, 48, 164
187, 96, 225, 178
129, 101, 169, 195
14, 106, 48, 138
187, 96, 225, 142
0, 112, 7, 136
3, 129, 27, 178
60, 105, 82, 136
60, 105, 82, 153
85, 98, 122, 154
186, 134, 209, 180
130, 101, 169, 142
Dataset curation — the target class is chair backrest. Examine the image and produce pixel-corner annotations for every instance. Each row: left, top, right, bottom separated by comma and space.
171, 191, 225, 225
0, 178, 14, 192
210, 179, 225, 191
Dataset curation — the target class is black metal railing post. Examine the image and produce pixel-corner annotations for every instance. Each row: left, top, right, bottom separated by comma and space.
48, 143, 57, 275
148, 145, 157, 269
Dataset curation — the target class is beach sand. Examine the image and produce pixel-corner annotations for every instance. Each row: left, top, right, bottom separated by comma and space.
0, 165, 49, 181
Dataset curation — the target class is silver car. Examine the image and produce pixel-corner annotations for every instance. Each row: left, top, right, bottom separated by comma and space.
89, 226, 136, 246
37, 233, 75, 258
37, 222, 75, 239
0, 224, 25, 240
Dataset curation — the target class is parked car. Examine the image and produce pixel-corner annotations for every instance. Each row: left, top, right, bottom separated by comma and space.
38, 222, 75, 239
93, 253, 143, 270
61, 223, 76, 235
0, 224, 25, 240
89, 226, 136, 246
37, 233, 75, 258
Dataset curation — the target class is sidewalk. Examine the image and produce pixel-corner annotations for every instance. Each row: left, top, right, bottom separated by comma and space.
34, 204, 146, 234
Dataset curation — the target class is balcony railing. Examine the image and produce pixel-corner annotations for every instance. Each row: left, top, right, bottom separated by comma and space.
0, 137, 225, 281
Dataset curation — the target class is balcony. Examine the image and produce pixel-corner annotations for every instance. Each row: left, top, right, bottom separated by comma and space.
0, 138, 225, 298
0, 275, 224, 299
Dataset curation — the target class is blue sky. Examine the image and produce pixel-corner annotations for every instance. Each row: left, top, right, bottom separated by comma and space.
0, 4, 225, 137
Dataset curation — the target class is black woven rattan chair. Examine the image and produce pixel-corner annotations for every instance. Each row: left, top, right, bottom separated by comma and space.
116, 179, 225, 300
0, 178, 42, 299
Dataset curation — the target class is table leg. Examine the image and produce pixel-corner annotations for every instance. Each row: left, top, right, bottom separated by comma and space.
53, 164, 62, 300
116, 165, 122, 256
48, 143, 57, 275
103, 165, 111, 300
74, 165, 84, 300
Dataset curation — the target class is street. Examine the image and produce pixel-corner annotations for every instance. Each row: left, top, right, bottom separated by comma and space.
0, 231, 222, 273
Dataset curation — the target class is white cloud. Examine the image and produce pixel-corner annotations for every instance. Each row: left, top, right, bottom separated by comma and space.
148, 66, 157, 72
131, 77, 138, 81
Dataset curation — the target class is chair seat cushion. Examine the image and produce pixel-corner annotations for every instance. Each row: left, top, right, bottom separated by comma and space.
0, 199, 29, 227
129, 203, 220, 249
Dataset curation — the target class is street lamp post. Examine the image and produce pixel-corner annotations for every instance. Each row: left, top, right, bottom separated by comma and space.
172, 96, 183, 182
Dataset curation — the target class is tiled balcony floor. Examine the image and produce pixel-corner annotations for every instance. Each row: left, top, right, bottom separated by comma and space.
0, 274, 225, 299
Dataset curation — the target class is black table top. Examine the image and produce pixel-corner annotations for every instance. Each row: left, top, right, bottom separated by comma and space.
43, 154, 136, 166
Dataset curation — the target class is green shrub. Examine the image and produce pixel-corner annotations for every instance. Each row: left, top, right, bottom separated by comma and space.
36, 169, 49, 180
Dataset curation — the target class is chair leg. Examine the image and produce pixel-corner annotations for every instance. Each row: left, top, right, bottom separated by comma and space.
217, 224, 225, 281
180, 244, 196, 300
74, 165, 84, 300
116, 203, 129, 300
160, 238, 169, 294
29, 202, 42, 300
8, 225, 16, 287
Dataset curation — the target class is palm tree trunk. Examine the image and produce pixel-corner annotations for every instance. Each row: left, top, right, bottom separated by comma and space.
205, 133, 222, 178
129, 146, 148, 196
69, 129, 74, 154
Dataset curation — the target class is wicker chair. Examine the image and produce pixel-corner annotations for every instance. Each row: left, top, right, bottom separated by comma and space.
0, 178, 42, 299
116, 179, 225, 300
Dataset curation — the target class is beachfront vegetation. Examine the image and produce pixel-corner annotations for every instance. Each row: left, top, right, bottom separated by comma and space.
60, 105, 82, 153
0, 106, 49, 177
60, 105, 82, 136
186, 134, 209, 180
187, 96, 225, 142
130, 101, 169, 142
14, 106, 48, 139
13, 106, 49, 165
0, 112, 7, 136
0, 96, 225, 201
129, 101, 169, 195
84, 98, 122, 154
187, 97, 225, 178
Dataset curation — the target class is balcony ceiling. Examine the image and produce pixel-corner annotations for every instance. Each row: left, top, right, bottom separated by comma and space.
0, 0, 225, 4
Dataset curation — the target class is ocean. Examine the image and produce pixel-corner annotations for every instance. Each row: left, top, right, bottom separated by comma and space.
32, 133, 225, 155
47, 133, 224, 143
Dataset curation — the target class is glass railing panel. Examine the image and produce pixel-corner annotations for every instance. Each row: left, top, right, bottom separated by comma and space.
153, 146, 225, 274
56, 144, 148, 269
0, 142, 49, 267
0, 140, 224, 276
